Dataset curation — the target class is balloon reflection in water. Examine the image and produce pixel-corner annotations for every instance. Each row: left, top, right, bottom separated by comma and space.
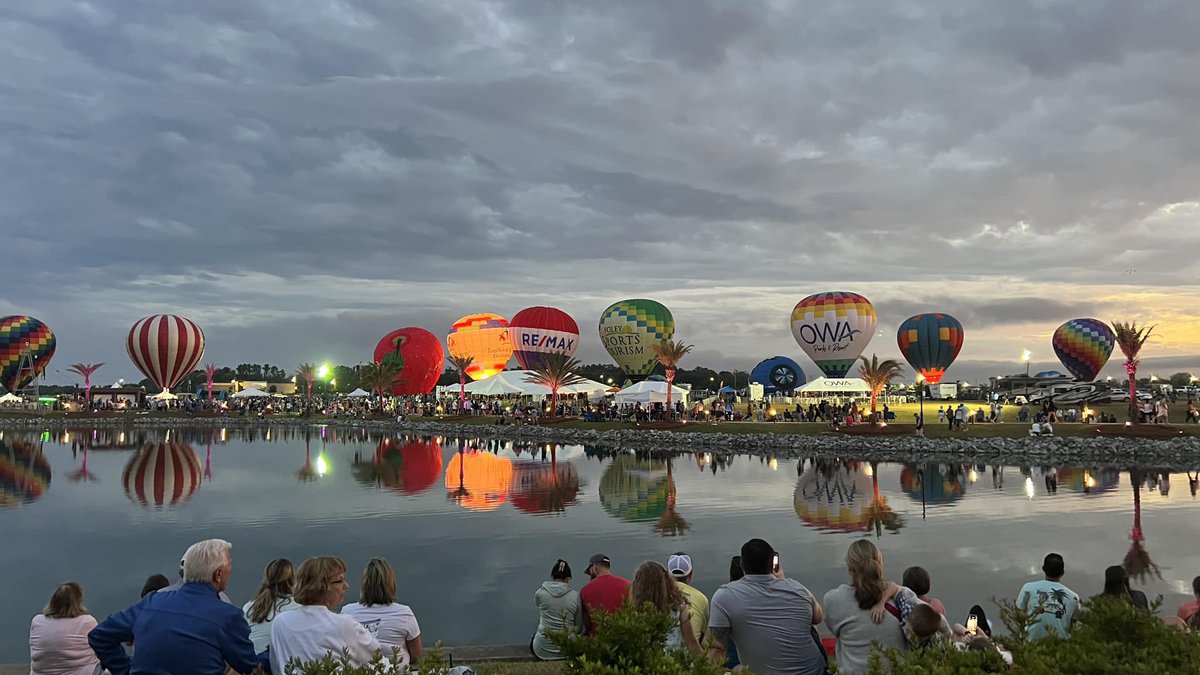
446, 449, 513, 512
510, 448, 581, 515
599, 456, 669, 523
122, 442, 202, 509
0, 440, 51, 508
794, 462, 875, 533
1055, 467, 1119, 495
354, 438, 444, 495
900, 464, 967, 505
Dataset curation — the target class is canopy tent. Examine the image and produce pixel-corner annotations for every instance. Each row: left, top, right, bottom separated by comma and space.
614, 380, 689, 405
461, 370, 608, 398
149, 391, 178, 401
797, 378, 872, 394
0, 392, 22, 403
346, 388, 372, 398
232, 387, 270, 398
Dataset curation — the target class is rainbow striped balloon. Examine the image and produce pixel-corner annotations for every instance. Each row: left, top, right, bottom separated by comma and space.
1052, 318, 1115, 382
0, 440, 51, 508
0, 316, 56, 393
790, 292, 877, 378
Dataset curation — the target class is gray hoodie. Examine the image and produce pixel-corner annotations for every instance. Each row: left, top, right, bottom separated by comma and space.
532, 581, 583, 660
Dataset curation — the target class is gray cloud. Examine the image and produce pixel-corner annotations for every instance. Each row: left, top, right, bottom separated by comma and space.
1, 0, 1198, 382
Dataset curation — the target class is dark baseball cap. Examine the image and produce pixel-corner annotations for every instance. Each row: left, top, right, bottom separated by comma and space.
587, 554, 611, 568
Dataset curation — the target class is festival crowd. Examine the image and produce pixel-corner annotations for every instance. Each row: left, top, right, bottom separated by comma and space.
25, 538, 1200, 675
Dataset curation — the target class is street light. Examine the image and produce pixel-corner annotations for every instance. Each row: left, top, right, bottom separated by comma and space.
1021, 350, 1032, 396
916, 375, 925, 431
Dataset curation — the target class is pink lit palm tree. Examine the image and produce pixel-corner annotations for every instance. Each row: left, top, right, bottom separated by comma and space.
1112, 322, 1155, 423
66, 363, 104, 401
650, 340, 694, 410
204, 364, 218, 401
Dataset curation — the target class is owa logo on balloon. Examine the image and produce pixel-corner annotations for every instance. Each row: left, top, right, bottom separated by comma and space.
792, 322, 863, 350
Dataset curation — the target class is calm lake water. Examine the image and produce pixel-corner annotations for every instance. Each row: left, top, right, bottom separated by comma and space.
2, 425, 1200, 661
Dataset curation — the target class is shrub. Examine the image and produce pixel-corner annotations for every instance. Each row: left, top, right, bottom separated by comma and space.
548, 603, 727, 675
280, 643, 467, 675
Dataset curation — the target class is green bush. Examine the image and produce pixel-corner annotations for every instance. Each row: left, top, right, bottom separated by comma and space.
548, 603, 727, 675
280, 643, 467, 674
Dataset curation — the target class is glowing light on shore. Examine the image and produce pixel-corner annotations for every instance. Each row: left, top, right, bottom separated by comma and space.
1025, 477, 1035, 500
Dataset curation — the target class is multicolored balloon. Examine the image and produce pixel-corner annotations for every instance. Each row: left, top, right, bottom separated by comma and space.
508, 306, 579, 370
1052, 319, 1115, 382
0, 316, 56, 393
446, 313, 512, 380
0, 440, 51, 508
598, 299, 674, 379
897, 313, 964, 384
374, 327, 445, 395
126, 315, 206, 393
122, 442, 202, 509
750, 356, 806, 393
790, 292, 877, 378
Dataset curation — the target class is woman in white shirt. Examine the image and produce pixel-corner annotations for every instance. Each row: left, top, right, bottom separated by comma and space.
242, 558, 303, 652
29, 582, 101, 675
270, 556, 383, 673
342, 557, 423, 668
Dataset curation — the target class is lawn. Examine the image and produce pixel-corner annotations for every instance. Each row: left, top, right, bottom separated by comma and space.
475, 663, 562, 675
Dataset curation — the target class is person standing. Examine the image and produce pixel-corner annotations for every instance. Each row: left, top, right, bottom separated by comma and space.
531, 559, 583, 660
89, 539, 266, 675
1015, 553, 1080, 639
29, 582, 101, 675
667, 553, 710, 644
707, 539, 826, 675
580, 554, 630, 636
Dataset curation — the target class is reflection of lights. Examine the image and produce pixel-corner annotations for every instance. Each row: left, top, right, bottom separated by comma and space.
863, 464, 874, 477
703, 453, 712, 464
316, 454, 328, 476
1025, 477, 1036, 499
768, 458, 778, 471
220, 428, 226, 442
1084, 472, 1096, 489
969, 469, 978, 483
63, 432, 70, 443
118, 432, 126, 444
769, 408, 777, 417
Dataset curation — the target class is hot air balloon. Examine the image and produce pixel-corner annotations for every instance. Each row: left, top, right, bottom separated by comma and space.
122, 442, 202, 509
508, 307, 579, 370
354, 438, 444, 495
126, 315, 206, 394
446, 314, 512, 380
373, 328, 445, 395
598, 299, 674, 380
0, 440, 51, 508
790, 292, 877, 378
445, 449, 514, 512
1052, 319, 1115, 382
897, 314, 964, 384
750, 356, 806, 394
0, 316, 56, 393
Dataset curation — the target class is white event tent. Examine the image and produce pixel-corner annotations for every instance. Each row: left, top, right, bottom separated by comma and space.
461, 370, 608, 398
232, 387, 271, 398
346, 388, 372, 398
614, 380, 690, 405
797, 378, 871, 395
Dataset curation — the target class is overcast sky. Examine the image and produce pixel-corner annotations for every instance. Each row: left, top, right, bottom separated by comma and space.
3, 0, 1198, 385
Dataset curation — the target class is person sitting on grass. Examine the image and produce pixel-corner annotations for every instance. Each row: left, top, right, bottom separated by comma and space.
628, 561, 701, 654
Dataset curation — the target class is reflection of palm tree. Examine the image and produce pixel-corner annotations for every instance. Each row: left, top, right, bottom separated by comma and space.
449, 447, 471, 504
298, 434, 317, 483
863, 463, 903, 536
654, 456, 689, 536
1124, 469, 1161, 581
203, 443, 213, 481
67, 447, 98, 483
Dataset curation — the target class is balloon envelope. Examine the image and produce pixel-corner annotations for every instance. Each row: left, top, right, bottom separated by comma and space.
897, 314, 964, 384
598, 299, 674, 378
793, 467, 873, 533
126, 315, 206, 392
122, 442, 203, 509
374, 328, 445, 395
445, 450, 514, 512
0, 440, 51, 508
508, 307, 579, 370
900, 464, 966, 505
0, 316, 56, 393
598, 456, 669, 523
510, 459, 581, 515
790, 292, 877, 378
1052, 319, 1115, 382
357, 438, 444, 495
750, 356, 806, 393
447, 314, 513, 380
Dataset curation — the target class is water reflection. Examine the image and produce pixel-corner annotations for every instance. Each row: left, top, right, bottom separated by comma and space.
900, 464, 966, 505
599, 455, 669, 523
67, 446, 98, 484
0, 440, 51, 508
1126, 468, 1161, 582
1055, 468, 1119, 495
446, 448, 513, 512
793, 460, 876, 534
652, 458, 688, 537
121, 442, 202, 509
510, 447, 581, 516
353, 438, 443, 495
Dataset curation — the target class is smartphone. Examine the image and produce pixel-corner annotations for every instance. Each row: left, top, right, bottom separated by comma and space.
772, 553, 780, 573
966, 614, 978, 636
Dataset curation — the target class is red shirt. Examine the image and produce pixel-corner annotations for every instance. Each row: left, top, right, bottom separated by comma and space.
1177, 600, 1199, 623
580, 574, 630, 635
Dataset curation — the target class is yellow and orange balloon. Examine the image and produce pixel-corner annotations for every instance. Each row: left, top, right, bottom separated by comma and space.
446, 313, 513, 380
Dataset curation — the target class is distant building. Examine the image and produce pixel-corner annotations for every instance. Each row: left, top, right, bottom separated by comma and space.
88, 387, 146, 407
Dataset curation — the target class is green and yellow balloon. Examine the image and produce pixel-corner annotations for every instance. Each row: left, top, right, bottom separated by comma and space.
598, 299, 675, 380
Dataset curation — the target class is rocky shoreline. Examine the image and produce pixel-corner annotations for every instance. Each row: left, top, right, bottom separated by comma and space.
3, 415, 1198, 469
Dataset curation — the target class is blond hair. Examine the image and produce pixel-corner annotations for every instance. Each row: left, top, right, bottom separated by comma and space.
847, 540, 886, 609
359, 558, 397, 606
44, 582, 87, 619
628, 561, 685, 613
294, 556, 347, 606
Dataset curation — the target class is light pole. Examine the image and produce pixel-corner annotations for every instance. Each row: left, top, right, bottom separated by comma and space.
917, 375, 926, 430
1021, 350, 1032, 397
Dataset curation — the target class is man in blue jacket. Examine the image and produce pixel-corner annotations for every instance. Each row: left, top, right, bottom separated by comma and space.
89, 538, 268, 675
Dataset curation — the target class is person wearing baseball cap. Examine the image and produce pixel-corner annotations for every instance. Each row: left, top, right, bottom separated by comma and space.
1015, 552, 1079, 640
579, 554, 629, 636
668, 553, 709, 643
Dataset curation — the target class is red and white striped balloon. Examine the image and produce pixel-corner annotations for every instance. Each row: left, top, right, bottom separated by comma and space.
122, 442, 202, 509
126, 315, 206, 392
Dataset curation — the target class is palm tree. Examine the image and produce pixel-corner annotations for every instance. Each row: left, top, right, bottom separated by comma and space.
66, 363, 104, 402
358, 362, 401, 402
650, 339, 694, 409
1124, 469, 1161, 581
858, 354, 905, 421
524, 354, 586, 417
296, 363, 317, 400
1112, 322, 1155, 422
448, 353, 475, 412
203, 364, 218, 401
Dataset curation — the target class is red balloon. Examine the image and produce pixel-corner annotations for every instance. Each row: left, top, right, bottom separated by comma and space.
122, 442, 202, 509
373, 328, 444, 395
126, 315, 206, 392
508, 306, 580, 370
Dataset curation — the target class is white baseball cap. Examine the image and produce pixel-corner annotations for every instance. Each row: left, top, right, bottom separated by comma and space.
667, 553, 692, 578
